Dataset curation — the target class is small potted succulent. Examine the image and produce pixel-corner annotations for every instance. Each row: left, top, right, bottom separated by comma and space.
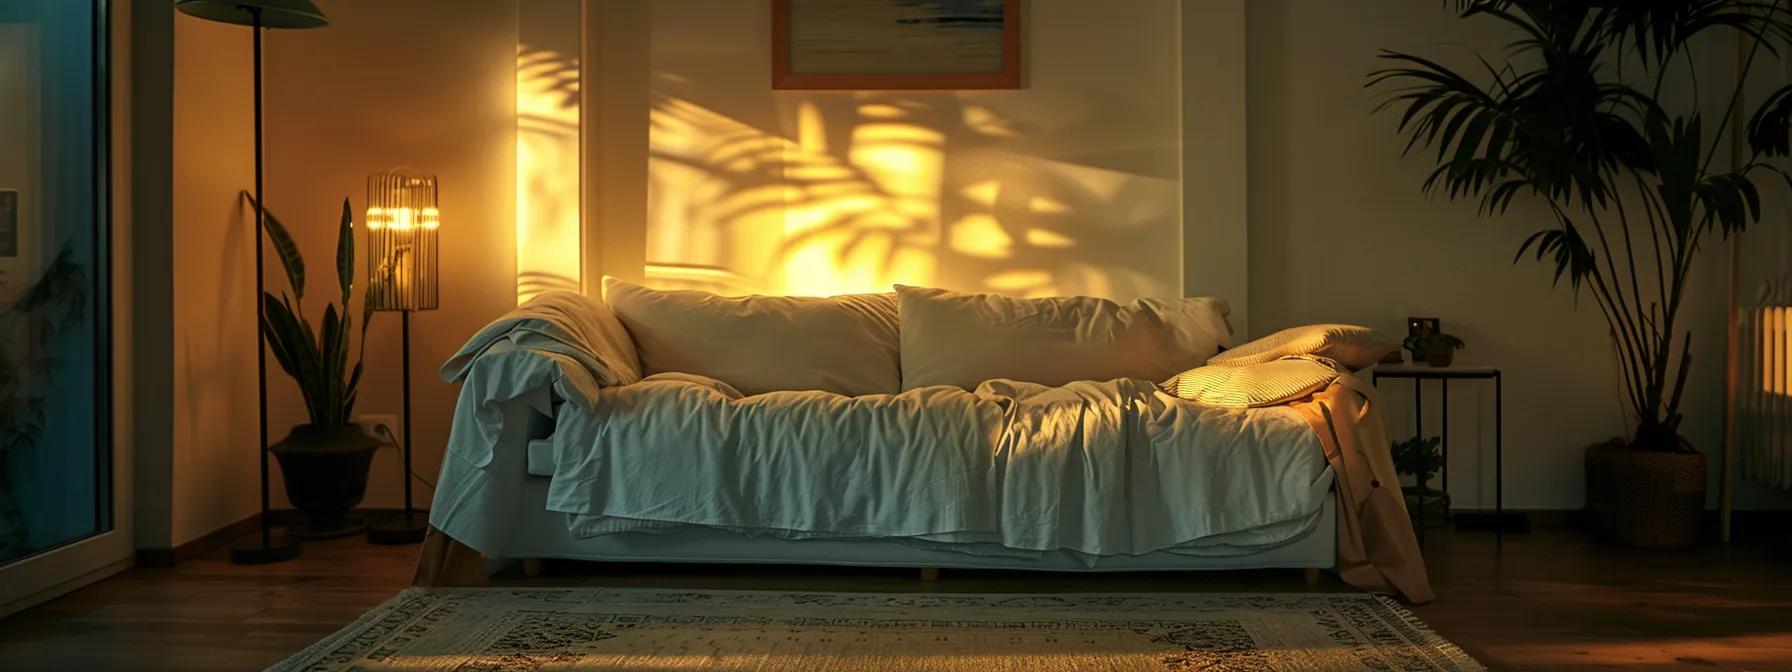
1392, 435, 1449, 528
1403, 332, 1464, 367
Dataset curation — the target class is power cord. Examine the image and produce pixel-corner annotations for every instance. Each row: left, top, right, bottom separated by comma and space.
364, 422, 437, 490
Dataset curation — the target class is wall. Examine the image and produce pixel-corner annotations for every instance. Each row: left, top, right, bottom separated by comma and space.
263, 0, 519, 510
129, 0, 175, 550
1246, 0, 1792, 511
1180, 0, 1248, 333
517, 0, 582, 301
163, 11, 264, 545
631, 0, 1186, 301
121, 3, 266, 550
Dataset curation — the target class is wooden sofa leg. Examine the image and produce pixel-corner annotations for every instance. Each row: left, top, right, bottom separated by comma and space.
918, 567, 940, 582
1302, 567, 1321, 585
522, 559, 544, 578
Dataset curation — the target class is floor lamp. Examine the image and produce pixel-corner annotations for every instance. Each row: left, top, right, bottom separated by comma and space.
365, 173, 439, 545
174, 0, 328, 565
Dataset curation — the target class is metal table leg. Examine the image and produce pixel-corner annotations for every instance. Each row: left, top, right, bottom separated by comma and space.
1415, 378, 1423, 545
1496, 371, 1504, 545
1441, 379, 1450, 514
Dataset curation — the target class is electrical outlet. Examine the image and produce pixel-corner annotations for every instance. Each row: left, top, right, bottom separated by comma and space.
355, 413, 401, 448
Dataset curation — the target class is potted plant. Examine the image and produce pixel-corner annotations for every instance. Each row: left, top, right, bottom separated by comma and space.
1403, 332, 1464, 368
0, 245, 87, 562
249, 194, 378, 538
1370, 2, 1792, 546
1392, 436, 1450, 528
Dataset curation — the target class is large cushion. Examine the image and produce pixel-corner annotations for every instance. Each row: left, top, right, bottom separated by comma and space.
1208, 324, 1397, 370
601, 277, 900, 396
896, 285, 1232, 390
1161, 356, 1341, 407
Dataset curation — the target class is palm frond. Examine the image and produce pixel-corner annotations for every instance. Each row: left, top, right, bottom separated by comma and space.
1377, 0, 1792, 449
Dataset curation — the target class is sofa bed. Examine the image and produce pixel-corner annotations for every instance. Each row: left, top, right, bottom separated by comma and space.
419, 280, 1433, 603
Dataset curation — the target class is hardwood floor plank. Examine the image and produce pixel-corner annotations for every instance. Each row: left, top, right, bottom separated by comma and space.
0, 526, 1786, 670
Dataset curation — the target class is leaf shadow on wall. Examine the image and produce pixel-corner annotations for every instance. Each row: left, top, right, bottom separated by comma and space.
516, 43, 582, 302
646, 75, 1180, 300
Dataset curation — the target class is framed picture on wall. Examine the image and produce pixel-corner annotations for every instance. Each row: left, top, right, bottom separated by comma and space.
772, 0, 1022, 90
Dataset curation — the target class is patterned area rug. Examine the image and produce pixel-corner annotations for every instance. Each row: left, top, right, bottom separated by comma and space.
271, 588, 1481, 671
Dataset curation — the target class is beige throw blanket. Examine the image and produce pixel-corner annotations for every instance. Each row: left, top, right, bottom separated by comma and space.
439, 291, 641, 405
1290, 374, 1436, 603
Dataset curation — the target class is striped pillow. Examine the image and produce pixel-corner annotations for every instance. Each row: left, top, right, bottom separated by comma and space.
1209, 324, 1396, 370
1161, 356, 1341, 408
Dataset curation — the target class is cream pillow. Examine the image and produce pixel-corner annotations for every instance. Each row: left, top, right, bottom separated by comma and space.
896, 285, 1232, 390
1161, 356, 1341, 408
1208, 324, 1397, 370
602, 277, 900, 396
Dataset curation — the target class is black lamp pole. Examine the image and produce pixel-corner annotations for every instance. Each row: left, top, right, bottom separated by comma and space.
368, 310, 426, 544
231, 5, 299, 565
174, 0, 328, 564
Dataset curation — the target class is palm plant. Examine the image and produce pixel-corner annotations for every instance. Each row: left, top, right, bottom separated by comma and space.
1369, 0, 1792, 452
243, 193, 372, 428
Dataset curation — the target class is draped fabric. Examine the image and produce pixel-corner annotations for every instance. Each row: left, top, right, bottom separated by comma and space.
1290, 375, 1435, 603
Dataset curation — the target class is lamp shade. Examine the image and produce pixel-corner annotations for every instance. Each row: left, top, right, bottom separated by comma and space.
366, 174, 440, 312
174, 0, 329, 29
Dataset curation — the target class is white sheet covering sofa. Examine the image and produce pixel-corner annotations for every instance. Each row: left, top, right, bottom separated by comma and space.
428, 281, 1404, 580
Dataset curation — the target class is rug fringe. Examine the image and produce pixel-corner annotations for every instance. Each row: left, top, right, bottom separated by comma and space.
1373, 594, 1486, 671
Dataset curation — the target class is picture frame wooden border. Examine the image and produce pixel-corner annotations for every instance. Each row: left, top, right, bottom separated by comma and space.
771, 0, 1022, 90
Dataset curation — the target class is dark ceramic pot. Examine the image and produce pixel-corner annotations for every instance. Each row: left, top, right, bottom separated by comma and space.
1584, 438, 1706, 548
1424, 348, 1455, 368
272, 424, 379, 539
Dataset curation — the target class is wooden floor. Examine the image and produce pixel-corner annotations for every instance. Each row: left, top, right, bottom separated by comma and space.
0, 525, 1788, 671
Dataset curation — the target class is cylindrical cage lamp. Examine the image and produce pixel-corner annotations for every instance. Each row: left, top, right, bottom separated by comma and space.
365, 173, 439, 545
365, 173, 440, 311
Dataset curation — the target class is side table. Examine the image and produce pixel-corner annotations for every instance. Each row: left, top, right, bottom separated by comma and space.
1371, 364, 1528, 541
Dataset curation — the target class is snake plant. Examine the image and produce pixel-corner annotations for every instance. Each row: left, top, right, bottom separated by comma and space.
244, 193, 373, 428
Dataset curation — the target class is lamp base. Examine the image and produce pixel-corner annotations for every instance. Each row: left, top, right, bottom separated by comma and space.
294, 513, 369, 540
367, 510, 429, 545
229, 527, 302, 565
1454, 511, 1531, 533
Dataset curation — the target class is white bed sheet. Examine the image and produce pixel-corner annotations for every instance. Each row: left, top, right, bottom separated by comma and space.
539, 373, 1332, 564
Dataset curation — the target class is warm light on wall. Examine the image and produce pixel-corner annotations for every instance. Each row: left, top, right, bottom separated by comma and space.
644, 84, 1177, 300
515, 1, 582, 304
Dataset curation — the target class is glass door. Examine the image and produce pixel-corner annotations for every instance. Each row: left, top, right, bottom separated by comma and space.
0, 0, 120, 615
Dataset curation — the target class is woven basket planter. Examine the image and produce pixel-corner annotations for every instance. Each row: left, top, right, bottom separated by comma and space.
1584, 438, 1706, 548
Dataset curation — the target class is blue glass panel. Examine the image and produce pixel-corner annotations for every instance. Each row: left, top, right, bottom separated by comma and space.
0, 0, 109, 564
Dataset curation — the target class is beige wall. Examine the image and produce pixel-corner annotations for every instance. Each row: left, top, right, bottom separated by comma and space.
166, 11, 260, 546
1180, 0, 1249, 334
262, 0, 518, 510
631, 0, 1186, 302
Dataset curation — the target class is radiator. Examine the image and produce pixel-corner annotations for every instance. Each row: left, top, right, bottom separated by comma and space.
1741, 281, 1792, 491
